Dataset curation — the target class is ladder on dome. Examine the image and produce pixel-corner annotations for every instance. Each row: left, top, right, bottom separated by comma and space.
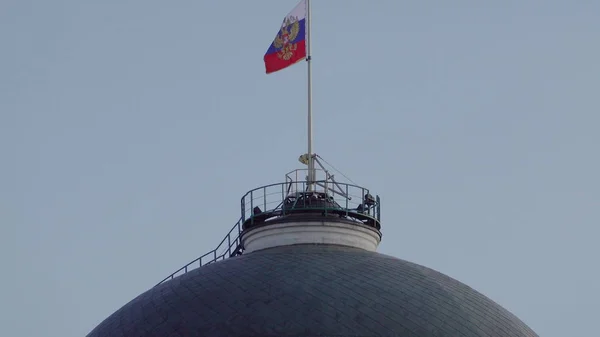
155, 219, 244, 287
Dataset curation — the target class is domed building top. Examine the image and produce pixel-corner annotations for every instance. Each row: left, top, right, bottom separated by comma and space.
86, 1, 540, 334
87, 156, 538, 337
89, 244, 538, 337
239, 158, 382, 255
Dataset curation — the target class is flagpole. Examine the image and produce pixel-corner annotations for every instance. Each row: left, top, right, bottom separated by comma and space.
306, 0, 314, 190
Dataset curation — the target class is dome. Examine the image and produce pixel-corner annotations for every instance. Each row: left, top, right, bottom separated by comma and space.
88, 244, 538, 337
87, 163, 538, 336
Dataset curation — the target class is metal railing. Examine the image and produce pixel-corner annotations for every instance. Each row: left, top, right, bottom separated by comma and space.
155, 170, 382, 287
155, 218, 243, 286
241, 179, 381, 229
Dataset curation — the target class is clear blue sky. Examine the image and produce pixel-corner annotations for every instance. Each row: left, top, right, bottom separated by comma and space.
2, 1, 599, 336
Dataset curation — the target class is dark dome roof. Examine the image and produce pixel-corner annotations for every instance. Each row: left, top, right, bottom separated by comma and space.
88, 244, 538, 337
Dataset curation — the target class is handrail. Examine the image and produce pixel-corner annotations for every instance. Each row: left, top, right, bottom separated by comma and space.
155, 180, 381, 287
155, 217, 243, 287
240, 180, 370, 201
240, 180, 381, 229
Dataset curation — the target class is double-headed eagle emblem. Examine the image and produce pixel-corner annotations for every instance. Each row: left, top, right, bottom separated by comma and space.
273, 16, 300, 60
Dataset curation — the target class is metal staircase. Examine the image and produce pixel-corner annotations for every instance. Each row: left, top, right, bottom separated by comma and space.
155, 218, 243, 286
154, 154, 381, 287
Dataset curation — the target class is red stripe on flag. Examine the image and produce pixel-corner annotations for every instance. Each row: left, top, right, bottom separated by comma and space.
264, 41, 306, 74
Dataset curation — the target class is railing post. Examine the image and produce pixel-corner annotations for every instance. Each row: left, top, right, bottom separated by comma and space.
241, 198, 245, 222
362, 188, 365, 215
366, 190, 370, 216
250, 190, 254, 225
303, 181, 306, 207
345, 184, 349, 216
228, 234, 231, 256
263, 186, 267, 212
377, 195, 381, 222
281, 183, 285, 215
368, 190, 372, 216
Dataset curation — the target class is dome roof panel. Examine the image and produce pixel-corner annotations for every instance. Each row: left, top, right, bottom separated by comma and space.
88, 245, 538, 337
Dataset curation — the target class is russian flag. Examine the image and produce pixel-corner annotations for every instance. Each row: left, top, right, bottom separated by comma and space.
264, 0, 307, 74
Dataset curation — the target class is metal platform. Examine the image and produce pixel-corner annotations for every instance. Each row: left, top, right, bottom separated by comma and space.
241, 178, 381, 231
156, 163, 381, 287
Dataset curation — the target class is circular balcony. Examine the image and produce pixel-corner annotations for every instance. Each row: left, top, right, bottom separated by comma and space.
240, 169, 381, 232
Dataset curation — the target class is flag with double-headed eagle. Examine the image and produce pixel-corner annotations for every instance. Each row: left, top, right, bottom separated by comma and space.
264, 0, 307, 74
